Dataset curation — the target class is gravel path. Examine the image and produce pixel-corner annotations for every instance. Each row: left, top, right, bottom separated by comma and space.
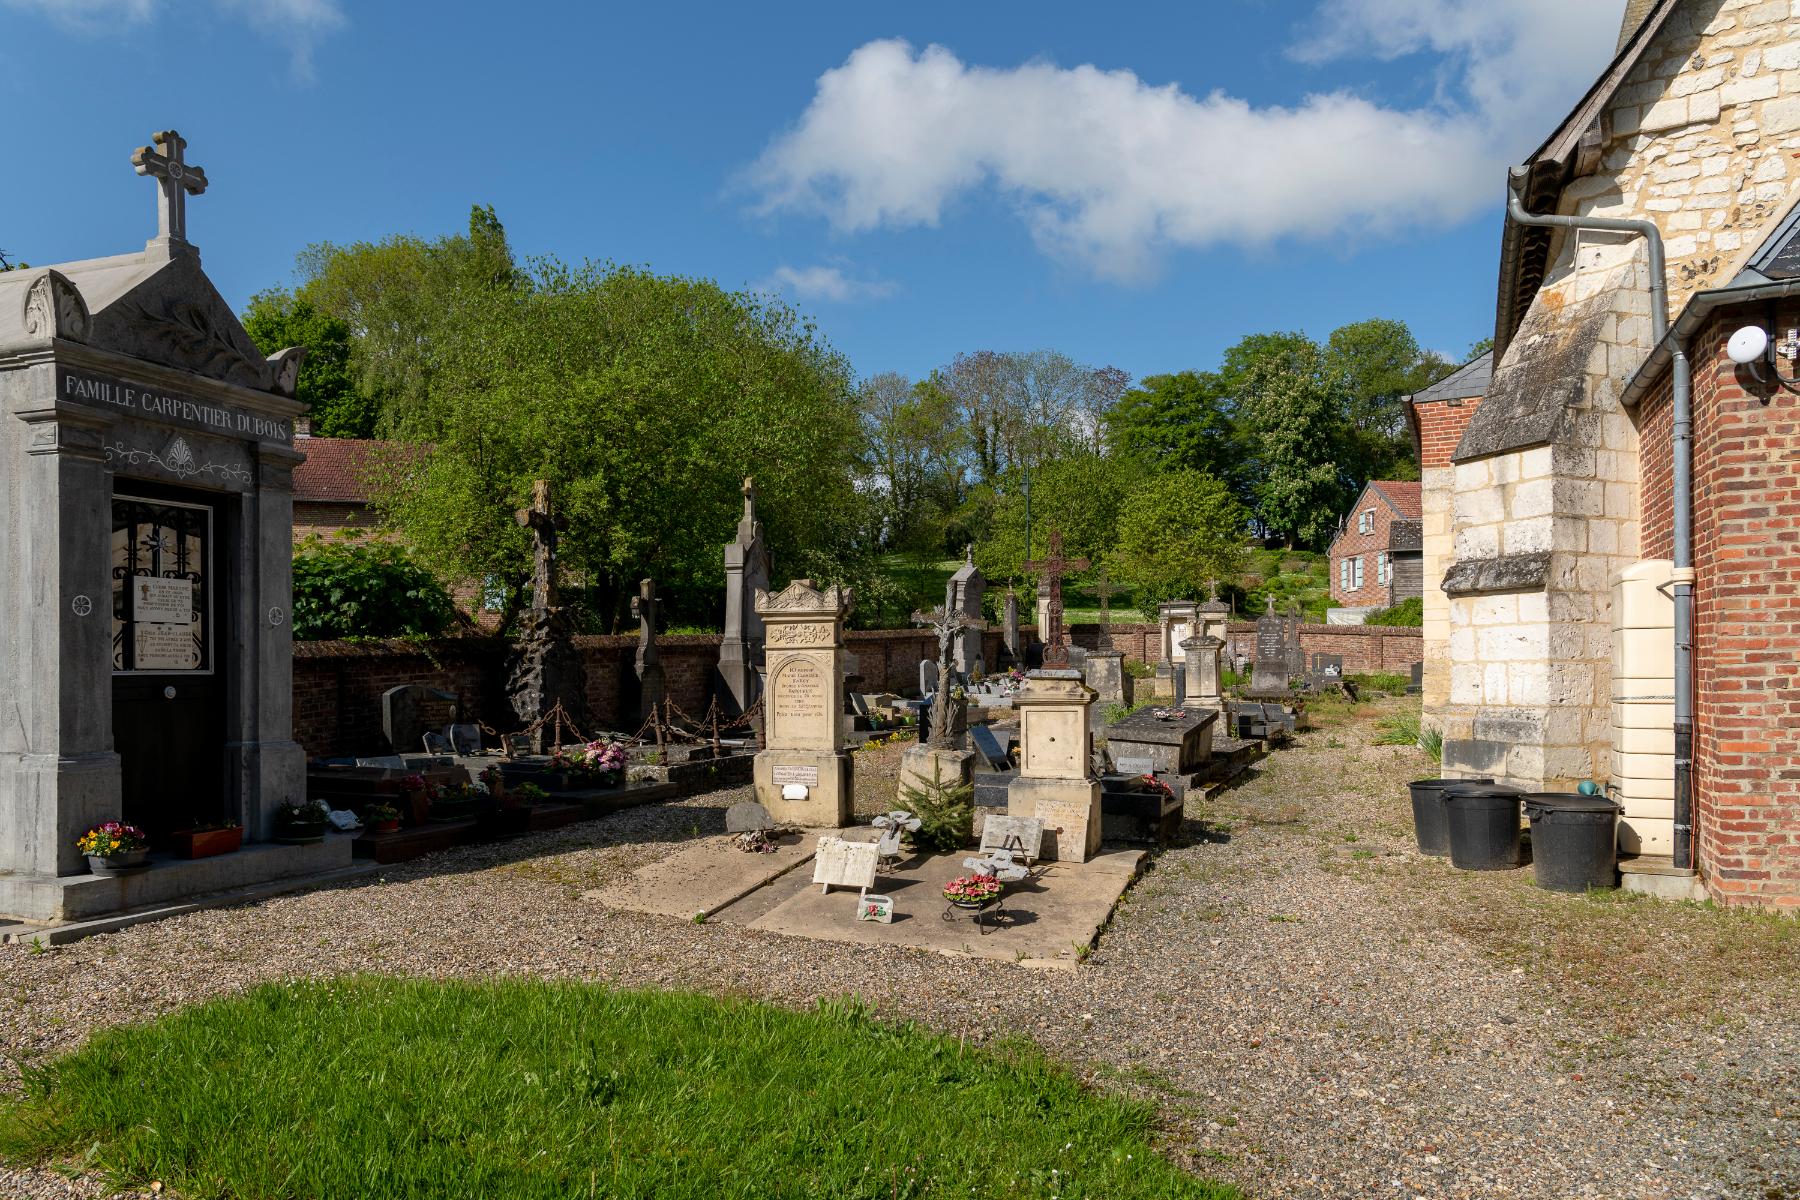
3, 701, 1796, 1199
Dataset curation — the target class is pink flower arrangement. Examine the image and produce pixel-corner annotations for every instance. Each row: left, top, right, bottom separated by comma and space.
76, 821, 149, 857
560, 740, 626, 777
943, 873, 1004, 905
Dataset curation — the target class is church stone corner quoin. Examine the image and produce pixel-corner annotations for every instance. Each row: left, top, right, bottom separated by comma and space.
1432, 2, 1800, 804
0, 130, 322, 925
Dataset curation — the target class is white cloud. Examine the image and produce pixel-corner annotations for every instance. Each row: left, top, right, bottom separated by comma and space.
746, 3, 1620, 281
1, 0, 346, 79
760, 263, 897, 303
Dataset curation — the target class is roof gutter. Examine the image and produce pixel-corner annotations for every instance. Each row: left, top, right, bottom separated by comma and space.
1503, 168, 1697, 873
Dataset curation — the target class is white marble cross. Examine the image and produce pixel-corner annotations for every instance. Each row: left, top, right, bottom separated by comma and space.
131, 130, 208, 245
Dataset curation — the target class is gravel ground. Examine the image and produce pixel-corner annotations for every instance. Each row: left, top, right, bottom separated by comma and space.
3, 699, 1797, 1199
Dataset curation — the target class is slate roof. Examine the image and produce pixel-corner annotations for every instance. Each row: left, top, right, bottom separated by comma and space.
292, 438, 398, 503
1408, 351, 1491, 405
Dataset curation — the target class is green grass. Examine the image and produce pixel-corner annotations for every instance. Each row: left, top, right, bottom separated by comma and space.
1371, 711, 1423, 746
0, 978, 1238, 1200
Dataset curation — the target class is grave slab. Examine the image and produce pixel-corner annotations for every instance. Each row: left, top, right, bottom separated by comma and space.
584, 830, 825, 920
737, 844, 1145, 970
1104, 707, 1217, 775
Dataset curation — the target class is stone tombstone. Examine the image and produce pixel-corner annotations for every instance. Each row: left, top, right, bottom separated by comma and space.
1002, 588, 1021, 665
718, 476, 770, 717
631, 577, 665, 723
945, 546, 986, 676
919, 657, 939, 698
725, 799, 773, 834
1007, 674, 1102, 862
1183, 634, 1225, 707
978, 813, 1045, 863
1249, 598, 1291, 695
0, 131, 317, 921
382, 684, 459, 756
752, 579, 854, 826
1156, 600, 1198, 689
1083, 650, 1132, 707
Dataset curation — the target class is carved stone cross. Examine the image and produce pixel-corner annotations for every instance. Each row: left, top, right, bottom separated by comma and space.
1089, 568, 1122, 649
631, 577, 660, 669
515, 479, 568, 613
131, 130, 208, 247
1021, 529, 1089, 670
913, 602, 983, 748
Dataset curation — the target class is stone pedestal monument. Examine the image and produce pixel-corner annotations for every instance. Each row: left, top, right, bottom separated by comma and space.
752, 579, 854, 826
1008, 674, 1103, 862
1196, 586, 1231, 656
1182, 634, 1225, 708
1155, 600, 1198, 692
718, 477, 769, 717
0, 131, 330, 923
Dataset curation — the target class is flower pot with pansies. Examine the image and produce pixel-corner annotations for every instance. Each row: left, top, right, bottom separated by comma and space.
273, 800, 330, 844
78, 821, 153, 875
364, 802, 402, 834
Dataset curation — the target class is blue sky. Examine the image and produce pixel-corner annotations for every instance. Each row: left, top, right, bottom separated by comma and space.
0, 0, 1622, 382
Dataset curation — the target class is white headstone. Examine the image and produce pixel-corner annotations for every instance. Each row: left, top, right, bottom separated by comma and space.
812, 836, 880, 895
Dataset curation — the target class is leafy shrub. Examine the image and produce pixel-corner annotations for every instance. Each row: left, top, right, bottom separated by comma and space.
291, 535, 456, 641
899, 762, 975, 853
1365, 596, 1423, 626
1372, 712, 1422, 746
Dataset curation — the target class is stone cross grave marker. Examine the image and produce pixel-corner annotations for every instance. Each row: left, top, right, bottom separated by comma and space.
506, 479, 586, 749
812, 835, 880, 896
1089, 568, 1122, 650
631, 577, 665, 722
131, 130, 207, 249
913, 602, 981, 748
1021, 529, 1089, 671
719, 476, 770, 717
516, 479, 566, 613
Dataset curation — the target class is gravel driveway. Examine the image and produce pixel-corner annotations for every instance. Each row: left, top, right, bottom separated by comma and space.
3, 699, 1796, 1199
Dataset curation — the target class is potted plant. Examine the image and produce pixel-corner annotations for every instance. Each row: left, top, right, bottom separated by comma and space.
558, 739, 626, 788
942, 873, 1003, 910
398, 774, 434, 824
505, 781, 546, 811
429, 783, 477, 822
77, 821, 152, 875
273, 800, 330, 844
171, 822, 243, 860
365, 802, 402, 834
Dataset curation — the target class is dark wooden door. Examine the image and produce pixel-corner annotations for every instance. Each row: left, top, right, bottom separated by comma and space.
111, 490, 228, 836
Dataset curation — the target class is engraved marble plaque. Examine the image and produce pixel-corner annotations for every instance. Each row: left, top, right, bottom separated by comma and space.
131, 575, 192, 624
134, 622, 198, 670
772, 765, 820, 786
812, 836, 879, 894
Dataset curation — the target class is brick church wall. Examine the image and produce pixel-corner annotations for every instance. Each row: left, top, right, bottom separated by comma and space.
1636, 305, 1800, 909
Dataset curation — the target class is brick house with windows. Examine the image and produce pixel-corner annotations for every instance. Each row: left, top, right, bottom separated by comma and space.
1423, 0, 1800, 907
1326, 481, 1422, 620
291, 435, 400, 541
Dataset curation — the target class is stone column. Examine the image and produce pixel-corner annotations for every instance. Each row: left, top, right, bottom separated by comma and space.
1154, 600, 1196, 693
1007, 674, 1102, 862
238, 442, 308, 842
752, 579, 854, 826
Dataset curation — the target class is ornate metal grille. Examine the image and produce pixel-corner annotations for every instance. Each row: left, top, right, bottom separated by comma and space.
111, 496, 211, 673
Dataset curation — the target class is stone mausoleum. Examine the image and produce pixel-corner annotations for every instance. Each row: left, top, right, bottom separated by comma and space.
1422, 1, 1800, 907
0, 131, 343, 926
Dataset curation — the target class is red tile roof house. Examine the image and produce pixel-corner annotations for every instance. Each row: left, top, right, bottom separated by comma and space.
1325, 481, 1422, 623
290, 434, 389, 541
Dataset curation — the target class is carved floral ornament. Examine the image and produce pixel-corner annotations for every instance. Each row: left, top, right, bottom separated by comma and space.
754, 578, 853, 617
22, 271, 91, 343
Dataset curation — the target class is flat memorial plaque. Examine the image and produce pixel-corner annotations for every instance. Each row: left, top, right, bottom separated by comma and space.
812, 836, 879, 894
131, 576, 192, 624
772, 764, 820, 787
133, 623, 198, 670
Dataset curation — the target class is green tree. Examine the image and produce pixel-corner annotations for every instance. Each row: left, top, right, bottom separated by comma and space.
1103, 370, 1244, 491
1238, 345, 1350, 549
1325, 318, 1455, 484
371, 259, 864, 632
1110, 470, 1247, 609
972, 452, 1133, 588
290, 536, 456, 640
240, 291, 377, 437
859, 371, 966, 554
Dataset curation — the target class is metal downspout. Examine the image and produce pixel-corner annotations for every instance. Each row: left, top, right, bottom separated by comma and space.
1504, 168, 1695, 871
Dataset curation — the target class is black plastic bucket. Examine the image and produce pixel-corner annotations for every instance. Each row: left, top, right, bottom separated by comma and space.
1523, 793, 1621, 893
1408, 777, 1493, 856
1445, 783, 1524, 870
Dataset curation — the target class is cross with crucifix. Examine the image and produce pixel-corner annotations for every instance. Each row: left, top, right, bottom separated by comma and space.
1021, 528, 1089, 670
631, 577, 660, 671
913, 602, 984, 748
515, 479, 568, 614
131, 130, 208, 249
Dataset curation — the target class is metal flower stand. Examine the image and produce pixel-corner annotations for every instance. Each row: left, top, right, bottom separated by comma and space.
941, 849, 1031, 935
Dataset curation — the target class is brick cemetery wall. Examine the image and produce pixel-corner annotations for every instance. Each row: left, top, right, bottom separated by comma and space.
1070, 622, 1420, 676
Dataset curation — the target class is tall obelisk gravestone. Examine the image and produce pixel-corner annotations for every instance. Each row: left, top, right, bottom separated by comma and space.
718, 477, 769, 717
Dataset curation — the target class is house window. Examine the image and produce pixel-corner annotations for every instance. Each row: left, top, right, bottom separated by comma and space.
1378, 553, 1390, 585
1340, 559, 1352, 590
1358, 510, 1374, 534
1352, 557, 1364, 591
